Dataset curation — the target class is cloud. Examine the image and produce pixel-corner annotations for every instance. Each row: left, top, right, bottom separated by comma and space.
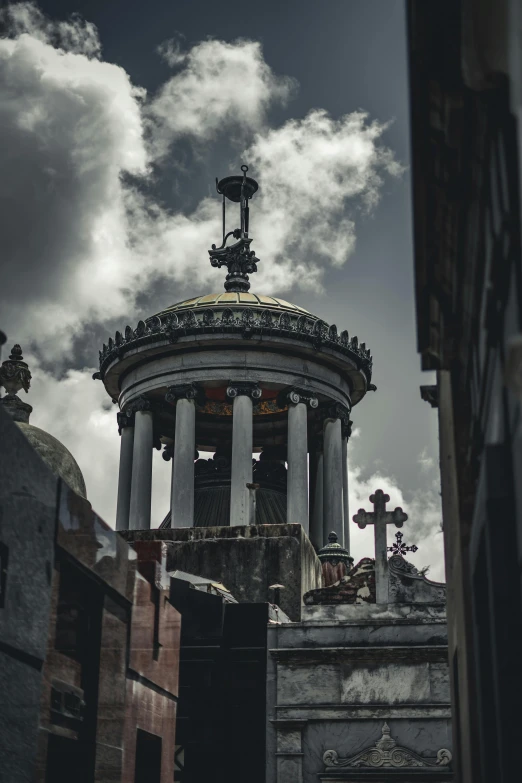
348, 461, 445, 581
0, 1, 102, 57
246, 109, 404, 291
147, 37, 297, 157
0, 3, 402, 365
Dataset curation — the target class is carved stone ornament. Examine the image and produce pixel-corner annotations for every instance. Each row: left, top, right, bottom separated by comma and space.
279, 386, 319, 408
341, 419, 353, 440
165, 383, 205, 406
124, 396, 152, 416
96, 306, 374, 386
323, 401, 351, 424
323, 722, 452, 769
117, 410, 135, 434
226, 381, 262, 400
0, 344, 31, 396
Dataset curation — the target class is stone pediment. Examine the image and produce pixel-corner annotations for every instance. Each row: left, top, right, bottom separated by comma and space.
323, 722, 452, 771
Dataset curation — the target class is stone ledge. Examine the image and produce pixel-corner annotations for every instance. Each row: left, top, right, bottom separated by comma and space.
269, 645, 449, 664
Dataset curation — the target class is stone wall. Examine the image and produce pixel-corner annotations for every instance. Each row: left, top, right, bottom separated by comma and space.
121, 523, 322, 621
266, 602, 453, 783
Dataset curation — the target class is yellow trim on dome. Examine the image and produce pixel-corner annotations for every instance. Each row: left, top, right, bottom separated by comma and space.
158, 292, 314, 316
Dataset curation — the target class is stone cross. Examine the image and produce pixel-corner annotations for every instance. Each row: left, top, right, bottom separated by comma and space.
352, 489, 408, 604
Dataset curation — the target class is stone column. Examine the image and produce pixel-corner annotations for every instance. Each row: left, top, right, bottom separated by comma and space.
323, 403, 350, 545
341, 419, 352, 551
227, 382, 261, 527
128, 398, 154, 531
116, 411, 135, 531
166, 384, 199, 528
285, 388, 318, 534
310, 443, 324, 550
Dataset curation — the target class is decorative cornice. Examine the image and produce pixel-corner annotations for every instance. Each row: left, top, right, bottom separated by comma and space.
278, 386, 319, 408
226, 381, 262, 400
323, 722, 452, 770
165, 383, 205, 406
95, 306, 373, 384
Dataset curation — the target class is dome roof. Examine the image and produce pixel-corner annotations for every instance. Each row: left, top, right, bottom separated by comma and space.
17, 422, 87, 499
156, 292, 314, 318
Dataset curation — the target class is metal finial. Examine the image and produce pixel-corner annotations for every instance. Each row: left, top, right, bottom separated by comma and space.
0, 344, 31, 396
387, 530, 418, 556
209, 166, 260, 293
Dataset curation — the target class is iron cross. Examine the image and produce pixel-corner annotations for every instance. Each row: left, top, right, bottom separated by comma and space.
352, 489, 408, 603
388, 531, 418, 556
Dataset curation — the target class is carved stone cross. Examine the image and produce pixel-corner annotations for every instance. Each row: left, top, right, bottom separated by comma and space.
353, 489, 408, 604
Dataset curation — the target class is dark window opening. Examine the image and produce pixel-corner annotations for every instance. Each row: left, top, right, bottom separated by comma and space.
55, 565, 89, 661
135, 729, 162, 783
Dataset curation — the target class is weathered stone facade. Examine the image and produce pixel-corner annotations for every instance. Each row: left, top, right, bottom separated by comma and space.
266, 559, 452, 783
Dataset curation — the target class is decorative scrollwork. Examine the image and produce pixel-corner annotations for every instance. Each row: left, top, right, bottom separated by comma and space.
227, 381, 262, 399
221, 308, 235, 325
165, 383, 205, 405
323, 723, 452, 769
97, 305, 374, 390
259, 309, 273, 327
202, 308, 215, 326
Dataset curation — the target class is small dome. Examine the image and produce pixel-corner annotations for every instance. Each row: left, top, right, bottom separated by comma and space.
156, 292, 314, 318
17, 422, 87, 499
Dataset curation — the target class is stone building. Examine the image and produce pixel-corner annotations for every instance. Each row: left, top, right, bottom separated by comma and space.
0, 361, 181, 783
408, 2, 522, 781
266, 492, 452, 783
1, 166, 454, 783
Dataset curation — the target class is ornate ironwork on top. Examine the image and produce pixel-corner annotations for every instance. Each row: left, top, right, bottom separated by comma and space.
387, 530, 418, 556
209, 165, 260, 293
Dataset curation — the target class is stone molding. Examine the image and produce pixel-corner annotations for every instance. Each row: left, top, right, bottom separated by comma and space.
226, 381, 262, 400
269, 646, 449, 664
95, 306, 373, 383
165, 382, 205, 406
323, 722, 452, 769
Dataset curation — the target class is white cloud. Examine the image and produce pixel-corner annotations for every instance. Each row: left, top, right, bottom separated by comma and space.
348, 462, 445, 581
0, 1, 102, 57
147, 37, 297, 157
0, 4, 402, 364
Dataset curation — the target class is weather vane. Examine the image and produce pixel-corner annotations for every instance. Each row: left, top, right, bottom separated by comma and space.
387, 531, 418, 557
209, 165, 260, 292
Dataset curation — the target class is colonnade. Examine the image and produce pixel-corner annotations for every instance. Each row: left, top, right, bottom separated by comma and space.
115, 385, 352, 553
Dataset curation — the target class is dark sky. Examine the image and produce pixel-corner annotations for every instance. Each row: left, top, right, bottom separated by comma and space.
4, 0, 442, 569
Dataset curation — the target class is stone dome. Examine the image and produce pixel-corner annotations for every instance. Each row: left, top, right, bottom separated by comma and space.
156, 292, 313, 318
16, 422, 87, 499
0, 344, 87, 500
